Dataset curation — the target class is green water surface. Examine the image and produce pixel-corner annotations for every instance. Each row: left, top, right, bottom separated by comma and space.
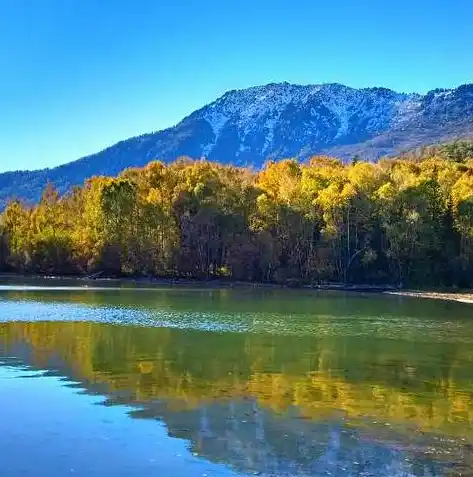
1, 281, 473, 476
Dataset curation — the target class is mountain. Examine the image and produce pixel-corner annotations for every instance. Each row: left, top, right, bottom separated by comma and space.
1, 82, 473, 208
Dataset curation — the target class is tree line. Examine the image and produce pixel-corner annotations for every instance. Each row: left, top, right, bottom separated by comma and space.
1, 153, 472, 287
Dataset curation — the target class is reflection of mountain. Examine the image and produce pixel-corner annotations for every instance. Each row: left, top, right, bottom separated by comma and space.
2, 286, 473, 475
1, 316, 473, 475
130, 400, 449, 477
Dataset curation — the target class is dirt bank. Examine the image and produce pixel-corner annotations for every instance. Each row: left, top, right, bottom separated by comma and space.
386, 290, 473, 304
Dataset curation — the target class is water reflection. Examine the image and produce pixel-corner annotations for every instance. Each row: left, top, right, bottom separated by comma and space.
1, 288, 473, 475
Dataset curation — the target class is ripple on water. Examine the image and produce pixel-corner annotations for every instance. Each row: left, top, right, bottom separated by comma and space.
1, 289, 473, 476
1, 298, 473, 345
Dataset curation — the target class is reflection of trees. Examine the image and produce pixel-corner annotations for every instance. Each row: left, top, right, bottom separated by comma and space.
1, 320, 473, 439
131, 399, 447, 477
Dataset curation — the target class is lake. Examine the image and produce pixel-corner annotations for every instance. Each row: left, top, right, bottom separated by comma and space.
1, 281, 473, 476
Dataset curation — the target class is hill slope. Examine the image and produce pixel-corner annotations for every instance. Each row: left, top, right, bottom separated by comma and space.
1, 82, 473, 207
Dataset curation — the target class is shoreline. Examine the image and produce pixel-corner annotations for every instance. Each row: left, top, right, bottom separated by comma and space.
385, 290, 473, 304
1, 273, 472, 303
0, 273, 398, 292
0, 273, 302, 290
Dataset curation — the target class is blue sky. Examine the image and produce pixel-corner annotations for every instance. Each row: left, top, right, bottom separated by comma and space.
1, 0, 472, 172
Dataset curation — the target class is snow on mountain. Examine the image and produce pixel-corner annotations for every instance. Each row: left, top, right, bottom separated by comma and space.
1, 81, 472, 208
181, 82, 426, 165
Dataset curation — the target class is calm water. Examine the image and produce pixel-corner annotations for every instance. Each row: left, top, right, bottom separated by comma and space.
1, 281, 473, 476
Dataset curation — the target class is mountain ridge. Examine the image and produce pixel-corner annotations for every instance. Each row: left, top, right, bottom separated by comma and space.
1, 81, 472, 208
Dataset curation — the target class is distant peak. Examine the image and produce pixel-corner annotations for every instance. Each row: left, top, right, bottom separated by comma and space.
1, 79, 473, 212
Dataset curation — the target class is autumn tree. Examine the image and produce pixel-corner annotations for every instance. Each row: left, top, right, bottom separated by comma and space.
0, 154, 471, 287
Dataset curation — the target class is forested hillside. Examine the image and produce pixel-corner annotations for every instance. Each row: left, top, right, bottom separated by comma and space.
1, 152, 472, 287
1, 82, 473, 210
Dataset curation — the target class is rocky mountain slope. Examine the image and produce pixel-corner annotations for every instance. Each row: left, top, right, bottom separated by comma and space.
1, 82, 473, 208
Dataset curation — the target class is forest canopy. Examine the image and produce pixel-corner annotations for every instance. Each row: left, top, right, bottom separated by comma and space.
1, 152, 473, 287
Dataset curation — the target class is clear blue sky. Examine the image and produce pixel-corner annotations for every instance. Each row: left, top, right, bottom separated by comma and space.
1, 0, 472, 172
